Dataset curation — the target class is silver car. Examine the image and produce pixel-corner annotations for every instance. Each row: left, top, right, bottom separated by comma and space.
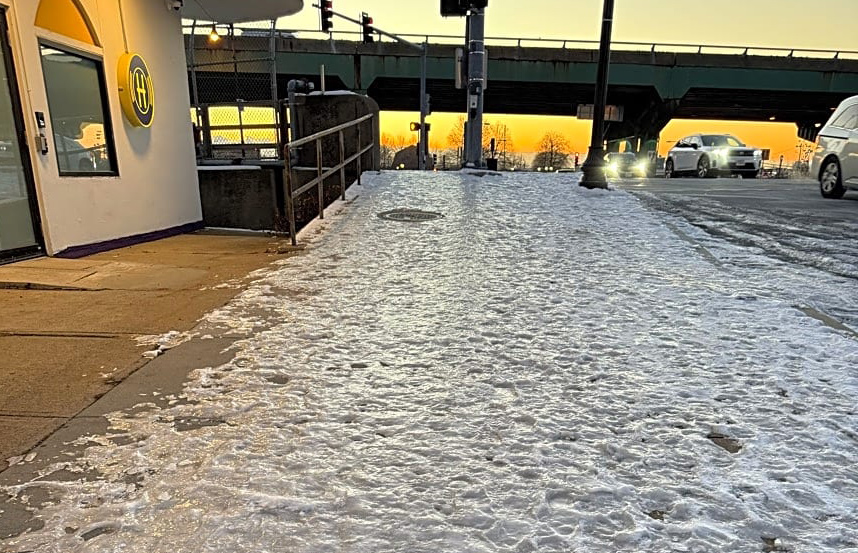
811, 95, 858, 199
665, 134, 762, 178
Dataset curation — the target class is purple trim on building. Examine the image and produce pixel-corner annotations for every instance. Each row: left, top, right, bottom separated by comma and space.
54, 221, 204, 259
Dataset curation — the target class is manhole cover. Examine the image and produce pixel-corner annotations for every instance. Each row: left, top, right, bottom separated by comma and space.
378, 209, 444, 222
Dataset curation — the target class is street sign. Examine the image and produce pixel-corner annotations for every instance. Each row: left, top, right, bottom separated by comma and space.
576, 104, 624, 122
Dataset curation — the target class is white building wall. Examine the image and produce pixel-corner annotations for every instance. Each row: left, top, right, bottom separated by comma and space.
3, 0, 201, 255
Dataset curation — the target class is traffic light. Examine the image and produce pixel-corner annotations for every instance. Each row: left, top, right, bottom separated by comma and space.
410, 122, 421, 132
440, 0, 468, 16
320, 0, 333, 32
441, 0, 487, 16
361, 12, 374, 44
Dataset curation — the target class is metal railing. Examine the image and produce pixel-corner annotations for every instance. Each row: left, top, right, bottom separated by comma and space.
280, 29, 858, 60
193, 101, 284, 161
284, 113, 374, 245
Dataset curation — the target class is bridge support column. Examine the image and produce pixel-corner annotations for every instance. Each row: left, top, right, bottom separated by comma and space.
640, 137, 658, 155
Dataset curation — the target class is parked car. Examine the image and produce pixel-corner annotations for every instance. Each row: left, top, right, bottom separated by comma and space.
811, 95, 858, 199
605, 152, 648, 178
665, 133, 762, 178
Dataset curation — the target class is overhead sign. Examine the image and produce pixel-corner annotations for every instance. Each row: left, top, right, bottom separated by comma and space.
577, 104, 624, 122
118, 53, 154, 128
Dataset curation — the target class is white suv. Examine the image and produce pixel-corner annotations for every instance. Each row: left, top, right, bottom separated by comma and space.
811, 95, 858, 199
665, 134, 763, 178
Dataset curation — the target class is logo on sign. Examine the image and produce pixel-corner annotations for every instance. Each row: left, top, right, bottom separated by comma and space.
118, 53, 154, 127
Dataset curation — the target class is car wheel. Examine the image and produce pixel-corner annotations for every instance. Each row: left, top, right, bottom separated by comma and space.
819, 157, 846, 199
665, 158, 674, 178
696, 155, 710, 178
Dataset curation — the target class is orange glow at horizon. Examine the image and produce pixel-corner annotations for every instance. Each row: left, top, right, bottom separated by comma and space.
289, 0, 854, 165
382, 111, 810, 162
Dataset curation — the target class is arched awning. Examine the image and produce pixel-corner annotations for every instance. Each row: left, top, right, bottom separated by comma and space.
180, 0, 304, 23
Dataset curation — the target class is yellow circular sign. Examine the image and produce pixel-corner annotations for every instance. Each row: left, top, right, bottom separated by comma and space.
118, 53, 154, 127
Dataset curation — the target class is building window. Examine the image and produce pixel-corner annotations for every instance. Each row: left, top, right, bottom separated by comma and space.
39, 44, 117, 176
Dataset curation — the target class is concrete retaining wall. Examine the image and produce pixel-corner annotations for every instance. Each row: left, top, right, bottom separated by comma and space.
197, 92, 379, 234
197, 166, 285, 232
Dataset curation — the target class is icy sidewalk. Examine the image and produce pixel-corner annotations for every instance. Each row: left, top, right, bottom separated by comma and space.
3, 171, 858, 553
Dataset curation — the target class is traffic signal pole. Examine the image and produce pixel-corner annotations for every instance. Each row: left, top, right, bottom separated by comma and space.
464, 8, 486, 168
312, 3, 430, 170
419, 43, 428, 170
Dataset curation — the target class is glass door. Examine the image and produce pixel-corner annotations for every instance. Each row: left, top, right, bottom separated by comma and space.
0, 8, 42, 261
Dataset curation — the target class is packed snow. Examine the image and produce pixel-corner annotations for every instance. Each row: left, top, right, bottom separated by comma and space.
3, 171, 858, 552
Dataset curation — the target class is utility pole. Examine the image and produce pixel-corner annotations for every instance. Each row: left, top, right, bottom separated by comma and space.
464, 7, 486, 168
419, 42, 429, 170
579, 0, 615, 189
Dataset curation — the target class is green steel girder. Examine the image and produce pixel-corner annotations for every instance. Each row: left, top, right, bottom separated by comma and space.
192, 38, 858, 139
272, 47, 858, 101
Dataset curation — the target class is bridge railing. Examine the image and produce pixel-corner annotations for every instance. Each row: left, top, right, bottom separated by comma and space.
283, 113, 374, 245
270, 29, 858, 60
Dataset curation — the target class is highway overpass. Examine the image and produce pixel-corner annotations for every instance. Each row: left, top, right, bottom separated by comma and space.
187, 34, 858, 146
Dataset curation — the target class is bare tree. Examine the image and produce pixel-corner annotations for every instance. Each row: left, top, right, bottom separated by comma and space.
482, 122, 515, 170
506, 152, 527, 171
381, 133, 416, 169
444, 116, 466, 166
446, 116, 466, 151
532, 132, 571, 170
380, 133, 397, 169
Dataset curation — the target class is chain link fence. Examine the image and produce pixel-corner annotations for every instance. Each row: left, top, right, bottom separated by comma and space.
185, 20, 285, 162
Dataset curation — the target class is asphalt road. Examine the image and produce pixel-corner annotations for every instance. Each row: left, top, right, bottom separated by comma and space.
614, 177, 858, 226
613, 176, 858, 326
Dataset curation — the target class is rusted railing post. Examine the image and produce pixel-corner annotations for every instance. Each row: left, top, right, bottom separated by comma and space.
339, 130, 346, 200
284, 145, 297, 246
356, 125, 362, 186
316, 140, 324, 220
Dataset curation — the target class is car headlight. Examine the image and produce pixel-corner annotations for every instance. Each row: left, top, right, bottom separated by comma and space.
754, 149, 762, 157
607, 162, 619, 174
716, 148, 729, 158
635, 161, 647, 173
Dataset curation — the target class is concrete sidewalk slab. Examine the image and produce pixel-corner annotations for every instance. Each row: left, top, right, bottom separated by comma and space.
0, 335, 144, 417
71, 261, 209, 291
0, 289, 238, 335
0, 231, 297, 473
0, 334, 241, 540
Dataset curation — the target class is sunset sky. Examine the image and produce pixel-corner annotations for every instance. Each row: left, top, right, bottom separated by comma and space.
278, 0, 858, 161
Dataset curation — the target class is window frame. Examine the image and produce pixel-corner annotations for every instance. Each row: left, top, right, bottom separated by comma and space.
831, 105, 858, 130
37, 39, 119, 178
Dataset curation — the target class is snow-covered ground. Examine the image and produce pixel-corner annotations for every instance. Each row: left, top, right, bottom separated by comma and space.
4, 171, 858, 552
631, 189, 858, 328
